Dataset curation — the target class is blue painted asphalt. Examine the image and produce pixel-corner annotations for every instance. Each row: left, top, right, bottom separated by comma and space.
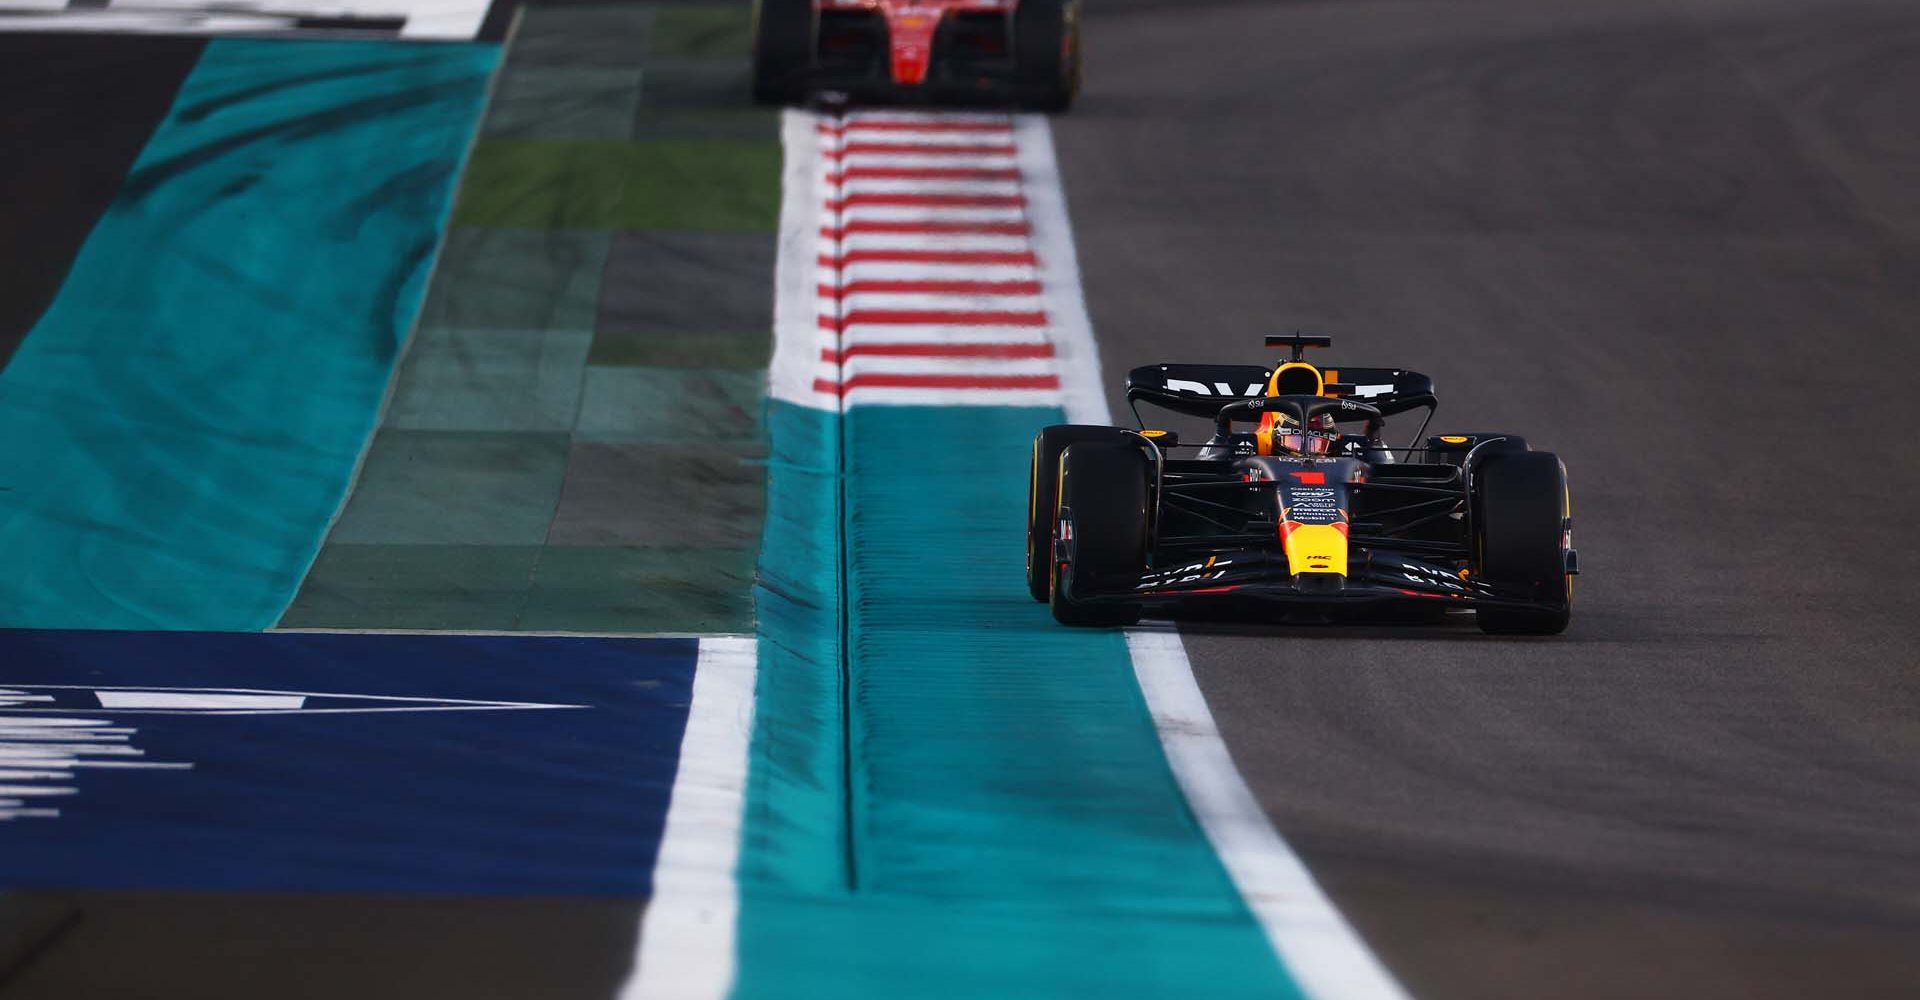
0, 630, 694, 895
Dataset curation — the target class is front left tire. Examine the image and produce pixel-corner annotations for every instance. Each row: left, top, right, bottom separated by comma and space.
1049, 440, 1148, 627
1027, 425, 1128, 602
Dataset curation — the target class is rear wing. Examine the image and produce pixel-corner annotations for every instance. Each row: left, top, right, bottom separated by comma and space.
1126, 363, 1437, 421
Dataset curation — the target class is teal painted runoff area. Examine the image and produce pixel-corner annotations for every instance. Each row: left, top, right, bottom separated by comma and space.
744, 401, 849, 893
738, 403, 1301, 998
0, 40, 498, 629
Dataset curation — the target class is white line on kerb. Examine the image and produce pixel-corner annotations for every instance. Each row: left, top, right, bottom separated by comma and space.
1018, 112, 1410, 999
1013, 114, 1108, 426
770, 109, 828, 409
622, 637, 758, 1000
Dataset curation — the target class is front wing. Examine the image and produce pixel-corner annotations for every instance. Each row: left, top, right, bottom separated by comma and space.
1073, 547, 1557, 617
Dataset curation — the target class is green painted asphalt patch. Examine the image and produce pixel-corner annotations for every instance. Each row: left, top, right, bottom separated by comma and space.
648, 6, 753, 59
484, 66, 644, 142
574, 367, 766, 442
284, 542, 756, 633
0, 39, 496, 630
285, 3, 776, 634
386, 327, 596, 433
593, 231, 774, 366
738, 403, 1300, 997
455, 138, 781, 230
416, 228, 611, 334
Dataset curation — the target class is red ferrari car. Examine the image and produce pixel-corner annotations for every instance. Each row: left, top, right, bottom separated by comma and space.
751, 0, 1081, 110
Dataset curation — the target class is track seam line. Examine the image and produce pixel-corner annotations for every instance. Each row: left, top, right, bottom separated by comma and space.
827, 112, 863, 893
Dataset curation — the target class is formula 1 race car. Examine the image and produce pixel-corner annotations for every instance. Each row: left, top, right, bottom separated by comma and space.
751, 0, 1080, 110
1027, 335, 1578, 634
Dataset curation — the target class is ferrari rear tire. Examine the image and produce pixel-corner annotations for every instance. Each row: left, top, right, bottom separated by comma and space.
1014, 0, 1080, 112
752, 0, 813, 106
1473, 450, 1572, 635
1027, 425, 1126, 602
1050, 441, 1147, 627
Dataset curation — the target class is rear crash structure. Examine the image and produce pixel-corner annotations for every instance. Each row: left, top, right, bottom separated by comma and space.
753, 0, 1081, 110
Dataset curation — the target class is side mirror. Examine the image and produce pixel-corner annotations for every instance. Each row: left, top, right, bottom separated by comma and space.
1139, 429, 1180, 449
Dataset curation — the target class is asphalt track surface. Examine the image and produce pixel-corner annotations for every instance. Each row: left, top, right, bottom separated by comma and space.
1056, 0, 1920, 996
0, 892, 640, 999
0, 35, 202, 368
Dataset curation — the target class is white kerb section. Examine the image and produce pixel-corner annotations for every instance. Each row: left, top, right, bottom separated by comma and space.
622, 637, 758, 1000
774, 108, 1106, 412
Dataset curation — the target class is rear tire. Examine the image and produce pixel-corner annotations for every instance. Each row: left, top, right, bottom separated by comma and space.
1013, 0, 1080, 112
1050, 441, 1147, 627
752, 0, 813, 106
1027, 425, 1126, 602
1473, 451, 1572, 635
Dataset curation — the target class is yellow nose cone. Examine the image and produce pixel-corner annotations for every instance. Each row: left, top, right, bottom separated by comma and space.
1284, 523, 1348, 576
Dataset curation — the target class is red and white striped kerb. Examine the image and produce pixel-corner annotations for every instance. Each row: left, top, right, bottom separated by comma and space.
810, 111, 1065, 407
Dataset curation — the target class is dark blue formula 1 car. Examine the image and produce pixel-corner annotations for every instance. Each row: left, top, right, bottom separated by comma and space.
1027, 335, 1577, 634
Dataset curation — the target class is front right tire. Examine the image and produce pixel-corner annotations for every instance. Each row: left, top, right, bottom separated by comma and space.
1013, 0, 1081, 112
1472, 450, 1572, 635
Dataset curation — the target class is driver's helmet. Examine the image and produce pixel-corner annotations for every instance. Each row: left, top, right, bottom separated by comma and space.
1258, 410, 1339, 456
1255, 361, 1339, 456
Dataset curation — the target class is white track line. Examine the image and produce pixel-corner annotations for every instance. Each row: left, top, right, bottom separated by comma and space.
840, 386, 1063, 407
836, 291, 1046, 312
831, 153, 1020, 170
839, 178, 1024, 196
1125, 631, 1411, 1000
831, 232, 1034, 252
839, 205, 1030, 223
837, 262, 1039, 283
840, 110, 1009, 125
623, 636, 758, 1000
833, 330, 1050, 349
1014, 115, 1107, 425
837, 356, 1058, 378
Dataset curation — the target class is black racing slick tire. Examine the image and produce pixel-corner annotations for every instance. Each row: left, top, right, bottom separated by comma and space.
1430, 433, 1529, 468
751, 0, 812, 106
1050, 441, 1147, 627
1027, 425, 1125, 602
1013, 0, 1080, 112
1473, 450, 1573, 635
